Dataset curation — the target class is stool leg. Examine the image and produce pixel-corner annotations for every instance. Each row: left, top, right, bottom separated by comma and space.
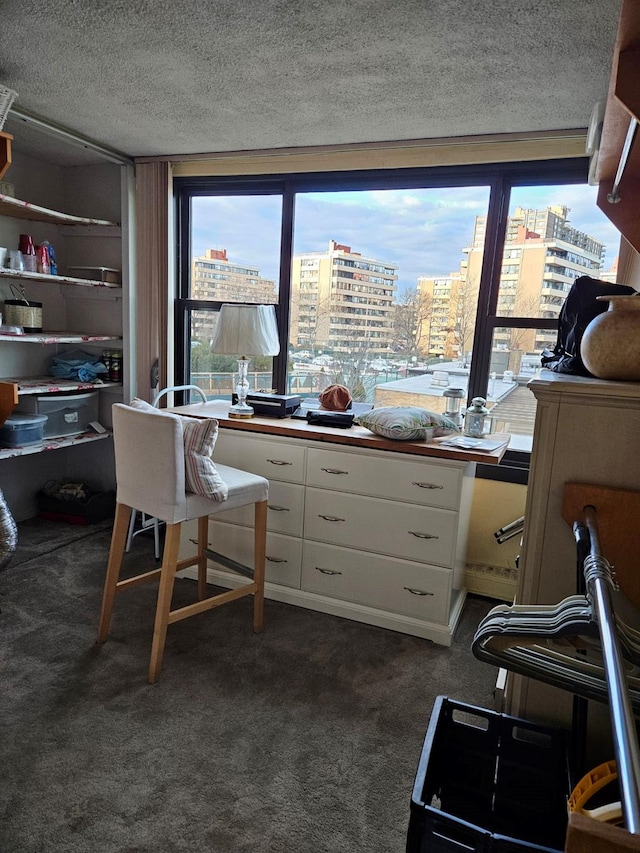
197, 515, 208, 600
253, 500, 267, 633
125, 506, 137, 553
148, 521, 182, 684
98, 502, 131, 643
153, 517, 160, 560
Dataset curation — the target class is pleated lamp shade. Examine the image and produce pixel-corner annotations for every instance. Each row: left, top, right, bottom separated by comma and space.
210, 304, 280, 356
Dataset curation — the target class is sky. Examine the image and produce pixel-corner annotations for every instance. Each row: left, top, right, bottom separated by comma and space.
192, 182, 620, 298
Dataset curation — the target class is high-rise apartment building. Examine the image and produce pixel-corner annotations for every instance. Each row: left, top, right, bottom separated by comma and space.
424, 206, 605, 361
290, 240, 398, 356
191, 248, 277, 342
464, 206, 604, 355
416, 272, 466, 359
192, 249, 277, 304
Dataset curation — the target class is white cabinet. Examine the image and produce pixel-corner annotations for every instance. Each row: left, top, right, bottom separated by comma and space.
0, 141, 132, 519
182, 427, 475, 645
504, 370, 640, 727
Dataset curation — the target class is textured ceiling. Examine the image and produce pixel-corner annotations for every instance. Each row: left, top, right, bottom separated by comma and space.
0, 0, 623, 166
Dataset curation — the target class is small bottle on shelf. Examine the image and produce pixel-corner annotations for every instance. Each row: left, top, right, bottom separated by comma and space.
109, 350, 122, 383
102, 349, 113, 379
36, 245, 50, 275
40, 241, 58, 275
18, 234, 37, 272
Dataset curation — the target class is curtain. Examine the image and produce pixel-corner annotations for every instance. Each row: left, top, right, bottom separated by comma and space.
134, 161, 171, 401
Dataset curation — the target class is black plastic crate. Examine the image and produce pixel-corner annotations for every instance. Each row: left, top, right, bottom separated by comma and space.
407, 696, 572, 853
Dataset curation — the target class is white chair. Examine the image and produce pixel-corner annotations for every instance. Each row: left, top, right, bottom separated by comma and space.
125, 385, 207, 558
98, 402, 268, 683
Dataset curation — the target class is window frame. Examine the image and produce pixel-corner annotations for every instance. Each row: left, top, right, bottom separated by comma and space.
174, 157, 591, 478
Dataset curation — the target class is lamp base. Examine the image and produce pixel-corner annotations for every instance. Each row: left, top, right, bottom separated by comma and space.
228, 401, 255, 419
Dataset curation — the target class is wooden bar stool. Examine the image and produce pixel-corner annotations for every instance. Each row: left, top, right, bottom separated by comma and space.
98, 402, 268, 683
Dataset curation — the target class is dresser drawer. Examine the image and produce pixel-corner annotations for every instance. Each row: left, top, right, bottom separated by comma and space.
302, 541, 451, 623
215, 432, 306, 483
304, 487, 456, 567
306, 447, 463, 509
210, 480, 304, 536
209, 520, 302, 588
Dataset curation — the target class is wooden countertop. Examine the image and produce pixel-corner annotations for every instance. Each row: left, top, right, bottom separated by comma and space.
167, 399, 510, 465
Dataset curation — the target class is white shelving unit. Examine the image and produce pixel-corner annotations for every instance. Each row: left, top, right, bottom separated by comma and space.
0, 429, 112, 461
0, 140, 131, 520
4, 376, 121, 394
0, 268, 120, 288
0, 331, 121, 345
0, 192, 117, 226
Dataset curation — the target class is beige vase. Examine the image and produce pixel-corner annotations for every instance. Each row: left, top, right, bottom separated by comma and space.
581, 295, 640, 381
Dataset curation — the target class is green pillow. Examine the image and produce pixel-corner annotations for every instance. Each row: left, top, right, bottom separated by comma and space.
355, 406, 460, 441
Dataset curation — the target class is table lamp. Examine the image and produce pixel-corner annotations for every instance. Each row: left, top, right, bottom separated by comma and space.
210, 304, 280, 419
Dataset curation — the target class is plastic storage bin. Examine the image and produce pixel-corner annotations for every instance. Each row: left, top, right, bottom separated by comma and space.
0, 412, 48, 447
406, 696, 572, 853
37, 486, 116, 525
17, 391, 98, 437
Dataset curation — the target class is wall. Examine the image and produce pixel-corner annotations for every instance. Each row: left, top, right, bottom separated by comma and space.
466, 478, 527, 600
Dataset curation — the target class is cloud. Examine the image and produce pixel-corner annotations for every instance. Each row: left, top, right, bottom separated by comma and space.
190, 184, 619, 298
294, 188, 490, 290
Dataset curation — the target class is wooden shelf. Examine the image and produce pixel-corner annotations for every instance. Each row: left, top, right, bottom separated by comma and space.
0, 192, 118, 227
0, 380, 18, 428
596, 0, 640, 253
0, 132, 12, 182
0, 267, 121, 289
0, 428, 111, 461
0, 331, 121, 344
1, 376, 121, 395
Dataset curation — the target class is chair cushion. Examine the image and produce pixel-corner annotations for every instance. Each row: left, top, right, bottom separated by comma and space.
130, 398, 228, 501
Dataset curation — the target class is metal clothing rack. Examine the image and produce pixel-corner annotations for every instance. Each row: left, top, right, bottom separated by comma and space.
473, 485, 640, 835
581, 505, 640, 833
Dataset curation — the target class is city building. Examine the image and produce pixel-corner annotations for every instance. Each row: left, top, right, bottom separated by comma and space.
463, 205, 605, 359
191, 248, 277, 341
290, 240, 398, 356
192, 248, 277, 303
417, 206, 605, 370
416, 272, 466, 360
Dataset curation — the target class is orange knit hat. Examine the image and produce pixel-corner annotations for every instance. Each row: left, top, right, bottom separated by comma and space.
319, 384, 352, 411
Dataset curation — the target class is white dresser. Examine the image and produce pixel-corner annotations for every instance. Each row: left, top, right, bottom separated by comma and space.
504, 371, 640, 728
174, 402, 507, 645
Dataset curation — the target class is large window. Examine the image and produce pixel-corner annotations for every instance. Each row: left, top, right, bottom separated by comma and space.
175, 160, 615, 470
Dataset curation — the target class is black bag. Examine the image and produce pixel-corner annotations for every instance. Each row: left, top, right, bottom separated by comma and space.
541, 275, 637, 376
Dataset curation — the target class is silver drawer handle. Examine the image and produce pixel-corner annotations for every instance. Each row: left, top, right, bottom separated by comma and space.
318, 514, 345, 522
315, 567, 343, 576
268, 504, 290, 512
404, 587, 435, 596
412, 481, 444, 490
408, 531, 439, 540
321, 467, 349, 475
267, 459, 293, 466
266, 556, 287, 563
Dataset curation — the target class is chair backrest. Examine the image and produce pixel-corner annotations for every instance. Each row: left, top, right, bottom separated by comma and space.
112, 403, 189, 524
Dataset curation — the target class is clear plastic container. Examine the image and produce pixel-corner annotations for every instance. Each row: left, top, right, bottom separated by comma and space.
0, 413, 48, 447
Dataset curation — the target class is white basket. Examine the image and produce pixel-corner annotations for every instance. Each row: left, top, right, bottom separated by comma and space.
0, 86, 17, 132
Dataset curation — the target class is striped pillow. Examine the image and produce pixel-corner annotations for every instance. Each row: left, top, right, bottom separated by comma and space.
129, 398, 228, 501
181, 416, 228, 501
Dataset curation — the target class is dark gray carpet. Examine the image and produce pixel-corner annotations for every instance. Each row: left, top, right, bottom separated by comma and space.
1, 519, 498, 852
